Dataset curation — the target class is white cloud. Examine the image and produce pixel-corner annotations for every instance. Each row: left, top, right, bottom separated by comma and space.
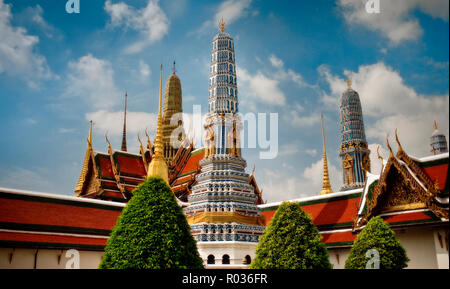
338, 0, 449, 45
321, 61, 449, 157
0, 167, 54, 192
0, 0, 52, 88
86, 110, 157, 137
260, 158, 341, 202
305, 149, 318, 157
104, 0, 169, 53
285, 109, 321, 127
269, 54, 284, 69
238, 67, 286, 106
195, 0, 253, 34
65, 54, 121, 109
23, 5, 60, 39
277, 143, 300, 157
139, 60, 151, 79
269, 54, 307, 88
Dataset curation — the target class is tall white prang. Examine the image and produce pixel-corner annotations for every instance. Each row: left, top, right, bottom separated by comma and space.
183, 19, 265, 268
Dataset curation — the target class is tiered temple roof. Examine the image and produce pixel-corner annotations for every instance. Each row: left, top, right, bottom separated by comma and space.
260, 131, 449, 248
74, 129, 264, 204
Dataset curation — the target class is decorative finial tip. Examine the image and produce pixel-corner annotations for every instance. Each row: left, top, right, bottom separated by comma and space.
346, 78, 352, 88
434, 120, 438, 131
219, 17, 226, 32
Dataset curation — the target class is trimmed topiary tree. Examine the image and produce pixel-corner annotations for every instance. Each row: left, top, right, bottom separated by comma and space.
99, 177, 204, 269
345, 216, 409, 269
250, 201, 332, 269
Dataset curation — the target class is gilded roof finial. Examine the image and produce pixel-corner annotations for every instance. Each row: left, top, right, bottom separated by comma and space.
394, 128, 403, 154
386, 134, 394, 158
434, 120, 438, 131
87, 120, 93, 146
219, 17, 226, 33
320, 114, 333, 195
147, 64, 169, 184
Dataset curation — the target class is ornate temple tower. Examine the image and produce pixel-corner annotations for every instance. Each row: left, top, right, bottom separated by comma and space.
147, 65, 169, 184
183, 19, 265, 267
162, 61, 185, 165
339, 79, 370, 191
431, 121, 448, 155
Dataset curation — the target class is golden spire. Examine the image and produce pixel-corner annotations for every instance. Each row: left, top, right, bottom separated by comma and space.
147, 64, 169, 184
320, 114, 333, 195
219, 17, 226, 33
75, 120, 93, 195
434, 120, 438, 131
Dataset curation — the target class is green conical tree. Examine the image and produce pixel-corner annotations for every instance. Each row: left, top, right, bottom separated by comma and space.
345, 216, 409, 269
99, 177, 204, 269
250, 202, 332, 269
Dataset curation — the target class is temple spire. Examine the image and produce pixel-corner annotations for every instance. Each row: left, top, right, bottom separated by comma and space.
172, 60, 176, 74
147, 64, 169, 183
320, 114, 333, 195
431, 120, 448, 155
121, 92, 127, 151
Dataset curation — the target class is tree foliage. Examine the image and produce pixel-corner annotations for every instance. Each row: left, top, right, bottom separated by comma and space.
345, 216, 409, 269
99, 177, 204, 269
250, 202, 332, 269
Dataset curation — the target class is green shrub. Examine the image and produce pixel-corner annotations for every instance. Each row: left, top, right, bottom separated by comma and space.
345, 216, 409, 269
99, 177, 204, 269
250, 201, 332, 269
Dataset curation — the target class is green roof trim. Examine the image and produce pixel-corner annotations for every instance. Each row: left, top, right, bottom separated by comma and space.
324, 241, 354, 247
261, 192, 362, 212
190, 148, 205, 157
317, 222, 354, 231
418, 157, 449, 168
0, 222, 111, 236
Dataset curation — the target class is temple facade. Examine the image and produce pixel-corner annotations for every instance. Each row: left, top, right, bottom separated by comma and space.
339, 79, 371, 191
0, 20, 448, 270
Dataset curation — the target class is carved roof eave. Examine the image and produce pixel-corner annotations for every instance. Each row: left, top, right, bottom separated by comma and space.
248, 173, 264, 205
354, 153, 448, 230
107, 145, 128, 201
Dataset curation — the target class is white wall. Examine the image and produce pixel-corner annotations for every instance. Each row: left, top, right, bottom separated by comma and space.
0, 248, 104, 269
197, 242, 256, 267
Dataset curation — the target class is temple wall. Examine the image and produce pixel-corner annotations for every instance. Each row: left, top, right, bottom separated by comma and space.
327, 248, 351, 269
394, 227, 440, 269
0, 248, 103, 269
196, 241, 256, 268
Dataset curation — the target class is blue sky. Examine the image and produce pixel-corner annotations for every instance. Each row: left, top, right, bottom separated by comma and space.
0, 0, 448, 202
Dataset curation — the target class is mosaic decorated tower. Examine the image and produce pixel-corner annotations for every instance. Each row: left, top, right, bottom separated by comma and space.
183, 19, 265, 267
162, 61, 185, 165
430, 121, 448, 155
339, 79, 370, 191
